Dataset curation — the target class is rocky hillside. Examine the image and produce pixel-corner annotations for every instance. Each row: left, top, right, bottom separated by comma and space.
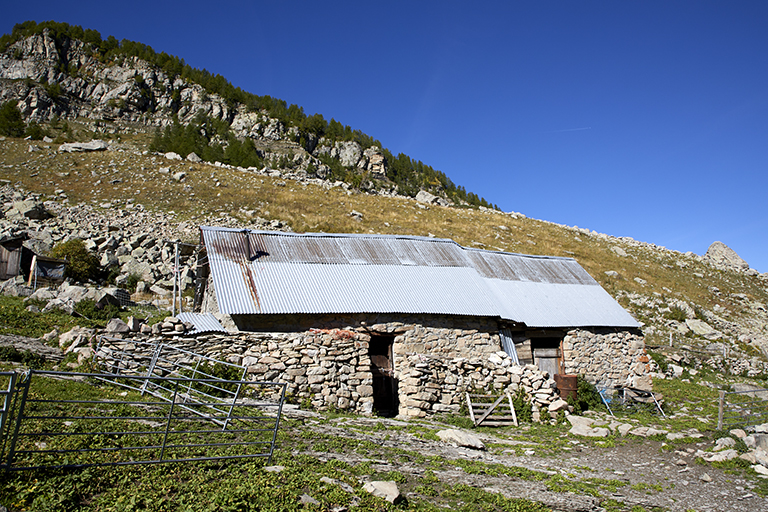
0, 22, 491, 208
0, 23, 767, 381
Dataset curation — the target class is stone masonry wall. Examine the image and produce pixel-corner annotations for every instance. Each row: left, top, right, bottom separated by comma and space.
94, 320, 647, 419
96, 314, 563, 418
394, 351, 560, 419
562, 328, 652, 390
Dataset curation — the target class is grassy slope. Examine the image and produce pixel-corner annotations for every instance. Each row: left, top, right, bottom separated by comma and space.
2, 130, 767, 351
0, 365, 766, 511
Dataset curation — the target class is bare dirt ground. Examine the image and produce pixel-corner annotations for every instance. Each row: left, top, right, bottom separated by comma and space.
293, 414, 767, 512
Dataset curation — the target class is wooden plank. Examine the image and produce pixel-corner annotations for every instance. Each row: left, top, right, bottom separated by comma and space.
534, 348, 560, 358
717, 390, 724, 430
476, 394, 505, 426
480, 421, 516, 427
466, 392, 476, 425
506, 392, 518, 427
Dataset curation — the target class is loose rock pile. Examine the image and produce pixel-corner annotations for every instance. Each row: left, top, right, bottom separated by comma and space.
396, 351, 565, 420
695, 426, 768, 479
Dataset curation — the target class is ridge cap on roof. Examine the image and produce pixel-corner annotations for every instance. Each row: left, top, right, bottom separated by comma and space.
198, 225, 576, 262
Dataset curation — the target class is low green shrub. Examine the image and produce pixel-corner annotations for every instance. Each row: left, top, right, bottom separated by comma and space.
648, 350, 669, 373
0, 345, 45, 368
567, 375, 603, 414
74, 299, 121, 322
126, 273, 141, 293
50, 239, 100, 283
511, 388, 533, 422
664, 305, 688, 322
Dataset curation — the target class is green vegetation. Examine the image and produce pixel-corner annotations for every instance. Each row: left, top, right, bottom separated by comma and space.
49, 239, 99, 283
664, 305, 688, 322
0, 100, 25, 137
567, 375, 604, 415
648, 350, 669, 374
0, 345, 45, 368
511, 388, 533, 422
73, 299, 121, 322
0, 295, 83, 338
149, 113, 264, 169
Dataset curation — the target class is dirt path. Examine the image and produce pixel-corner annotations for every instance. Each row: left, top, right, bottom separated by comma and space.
293, 414, 766, 511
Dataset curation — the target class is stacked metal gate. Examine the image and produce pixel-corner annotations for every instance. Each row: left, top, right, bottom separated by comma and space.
0, 341, 287, 471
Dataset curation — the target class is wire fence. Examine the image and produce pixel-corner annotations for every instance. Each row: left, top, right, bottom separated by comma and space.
717, 388, 768, 430
0, 369, 286, 472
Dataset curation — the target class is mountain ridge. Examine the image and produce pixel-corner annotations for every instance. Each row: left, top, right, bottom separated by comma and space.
0, 20, 495, 209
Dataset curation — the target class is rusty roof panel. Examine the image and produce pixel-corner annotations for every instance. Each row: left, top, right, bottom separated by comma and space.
410, 238, 469, 267
200, 226, 638, 327
336, 237, 401, 265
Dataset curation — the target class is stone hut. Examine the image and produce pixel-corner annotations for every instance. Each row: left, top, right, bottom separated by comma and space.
193, 226, 647, 417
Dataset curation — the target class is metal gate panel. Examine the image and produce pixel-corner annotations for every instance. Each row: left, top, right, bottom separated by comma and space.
0, 370, 286, 471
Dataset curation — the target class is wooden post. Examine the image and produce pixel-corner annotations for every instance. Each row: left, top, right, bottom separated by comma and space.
466, 392, 476, 425
717, 390, 725, 430
506, 392, 518, 427
27, 255, 37, 287
476, 394, 505, 427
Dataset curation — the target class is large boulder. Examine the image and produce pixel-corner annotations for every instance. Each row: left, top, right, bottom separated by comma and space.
58, 283, 90, 304
58, 326, 96, 349
58, 140, 109, 153
120, 257, 154, 282
0, 278, 33, 297
6, 199, 51, 220
43, 297, 75, 315
685, 319, 722, 340
436, 429, 486, 450
362, 146, 386, 177
105, 318, 131, 334
331, 141, 362, 167
363, 481, 401, 504
704, 241, 749, 271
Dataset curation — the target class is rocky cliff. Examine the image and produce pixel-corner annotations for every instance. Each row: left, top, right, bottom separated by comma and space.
0, 29, 416, 198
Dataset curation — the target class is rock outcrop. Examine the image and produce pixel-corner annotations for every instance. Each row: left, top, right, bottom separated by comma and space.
0, 30, 457, 205
704, 241, 750, 272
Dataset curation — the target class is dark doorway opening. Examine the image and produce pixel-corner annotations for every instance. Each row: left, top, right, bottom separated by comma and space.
369, 335, 397, 416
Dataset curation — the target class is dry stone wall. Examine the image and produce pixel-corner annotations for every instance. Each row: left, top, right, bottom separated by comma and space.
562, 328, 652, 389
94, 315, 564, 419
91, 316, 650, 419
394, 352, 561, 419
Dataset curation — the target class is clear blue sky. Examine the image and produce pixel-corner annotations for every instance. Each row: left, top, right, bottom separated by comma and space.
4, 1, 767, 272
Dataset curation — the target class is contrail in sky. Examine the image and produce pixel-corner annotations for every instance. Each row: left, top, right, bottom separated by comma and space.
545, 127, 592, 133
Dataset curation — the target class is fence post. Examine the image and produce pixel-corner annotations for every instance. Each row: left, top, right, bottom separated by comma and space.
141, 342, 163, 395
717, 390, 725, 430
0, 372, 18, 461
5, 371, 32, 469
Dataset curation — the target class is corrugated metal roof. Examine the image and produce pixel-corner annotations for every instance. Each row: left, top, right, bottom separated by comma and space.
200, 226, 639, 328
177, 312, 227, 334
